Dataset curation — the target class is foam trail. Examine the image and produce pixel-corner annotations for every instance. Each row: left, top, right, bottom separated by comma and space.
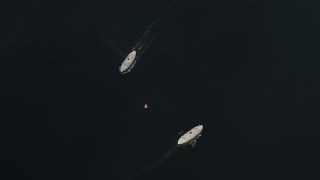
133, 16, 160, 52
128, 146, 176, 180
133, 0, 179, 52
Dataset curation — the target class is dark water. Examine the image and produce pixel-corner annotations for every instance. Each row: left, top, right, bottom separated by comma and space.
1, 0, 320, 179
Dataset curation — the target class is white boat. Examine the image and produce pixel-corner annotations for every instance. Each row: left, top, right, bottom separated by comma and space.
177, 125, 203, 146
119, 51, 137, 74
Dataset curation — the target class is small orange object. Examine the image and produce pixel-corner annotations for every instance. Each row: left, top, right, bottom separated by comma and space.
144, 103, 148, 109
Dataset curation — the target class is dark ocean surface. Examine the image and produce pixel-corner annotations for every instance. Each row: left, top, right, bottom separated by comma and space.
1, 0, 320, 179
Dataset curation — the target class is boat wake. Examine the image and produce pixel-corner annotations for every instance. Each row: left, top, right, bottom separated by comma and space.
128, 146, 177, 180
